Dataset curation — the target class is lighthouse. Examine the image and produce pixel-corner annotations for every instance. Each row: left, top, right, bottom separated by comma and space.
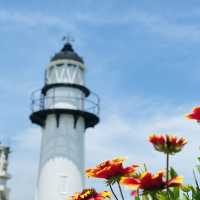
30, 40, 100, 200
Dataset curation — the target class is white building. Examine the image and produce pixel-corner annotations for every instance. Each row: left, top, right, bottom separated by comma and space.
30, 41, 100, 200
0, 145, 11, 200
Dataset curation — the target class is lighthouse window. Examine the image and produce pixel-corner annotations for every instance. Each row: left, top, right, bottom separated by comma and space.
49, 66, 54, 71
47, 66, 53, 79
56, 63, 63, 67
68, 64, 77, 68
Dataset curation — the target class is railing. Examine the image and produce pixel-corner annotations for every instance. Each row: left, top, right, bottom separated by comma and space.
30, 89, 100, 116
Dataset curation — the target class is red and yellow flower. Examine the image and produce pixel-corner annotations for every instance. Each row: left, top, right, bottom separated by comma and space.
86, 158, 140, 182
71, 189, 111, 200
120, 170, 183, 192
149, 134, 187, 155
186, 106, 200, 122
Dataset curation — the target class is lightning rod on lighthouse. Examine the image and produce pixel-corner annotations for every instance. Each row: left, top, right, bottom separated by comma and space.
30, 40, 100, 200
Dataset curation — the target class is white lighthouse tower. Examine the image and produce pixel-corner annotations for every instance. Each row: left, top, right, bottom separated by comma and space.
30, 41, 100, 200
0, 145, 11, 200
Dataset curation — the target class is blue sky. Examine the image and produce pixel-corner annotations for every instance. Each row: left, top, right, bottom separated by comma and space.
1, 1, 200, 199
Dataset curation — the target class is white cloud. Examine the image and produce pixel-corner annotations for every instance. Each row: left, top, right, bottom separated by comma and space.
1, 8, 199, 42
0, 9, 72, 30
9, 127, 41, 200
76, 9, 200, 42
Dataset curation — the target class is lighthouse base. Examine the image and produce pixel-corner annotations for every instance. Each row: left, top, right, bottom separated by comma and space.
36, 158, 83, 200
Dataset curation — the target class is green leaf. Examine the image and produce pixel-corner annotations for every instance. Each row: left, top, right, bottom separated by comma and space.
196, 165, 200, 174
135, 195, 140, 200
143, 164, 148, 172
142, 194, 150, 200
172, 187, 180, 199
170, 167, 178, 179
156, 192, 169, 200
181, 185, 192, 193
193, 170, 200, 190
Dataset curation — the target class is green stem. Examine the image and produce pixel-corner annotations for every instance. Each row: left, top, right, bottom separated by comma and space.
165, 134, 171, 200
166, 153, 169, 183
193, 169, 200, 190
117, 181, 125, 200
109, 184, 119, 200
166, 152, 170, 200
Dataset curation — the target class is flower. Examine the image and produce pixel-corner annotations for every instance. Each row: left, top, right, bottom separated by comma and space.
86, 158, 140, 182
131, 191, 138, 197
186, 106, 200, 122
120, 171, 183, 192
149, 134, 187, 155
71, 189, 111, 200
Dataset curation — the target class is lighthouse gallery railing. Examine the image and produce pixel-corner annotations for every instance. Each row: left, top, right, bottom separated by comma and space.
31, 89, 100, 116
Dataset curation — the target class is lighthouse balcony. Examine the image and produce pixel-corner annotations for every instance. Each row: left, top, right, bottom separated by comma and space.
30, 89, 100, 128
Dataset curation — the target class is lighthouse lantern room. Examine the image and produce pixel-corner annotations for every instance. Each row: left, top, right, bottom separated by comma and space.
30, 41, 100, 200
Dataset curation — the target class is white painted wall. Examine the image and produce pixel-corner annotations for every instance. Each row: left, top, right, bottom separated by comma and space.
45, 87, 85, 110
36, 114, 85, 200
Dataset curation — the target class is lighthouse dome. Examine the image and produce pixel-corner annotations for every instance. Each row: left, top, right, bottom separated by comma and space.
51, 43, 84, 64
